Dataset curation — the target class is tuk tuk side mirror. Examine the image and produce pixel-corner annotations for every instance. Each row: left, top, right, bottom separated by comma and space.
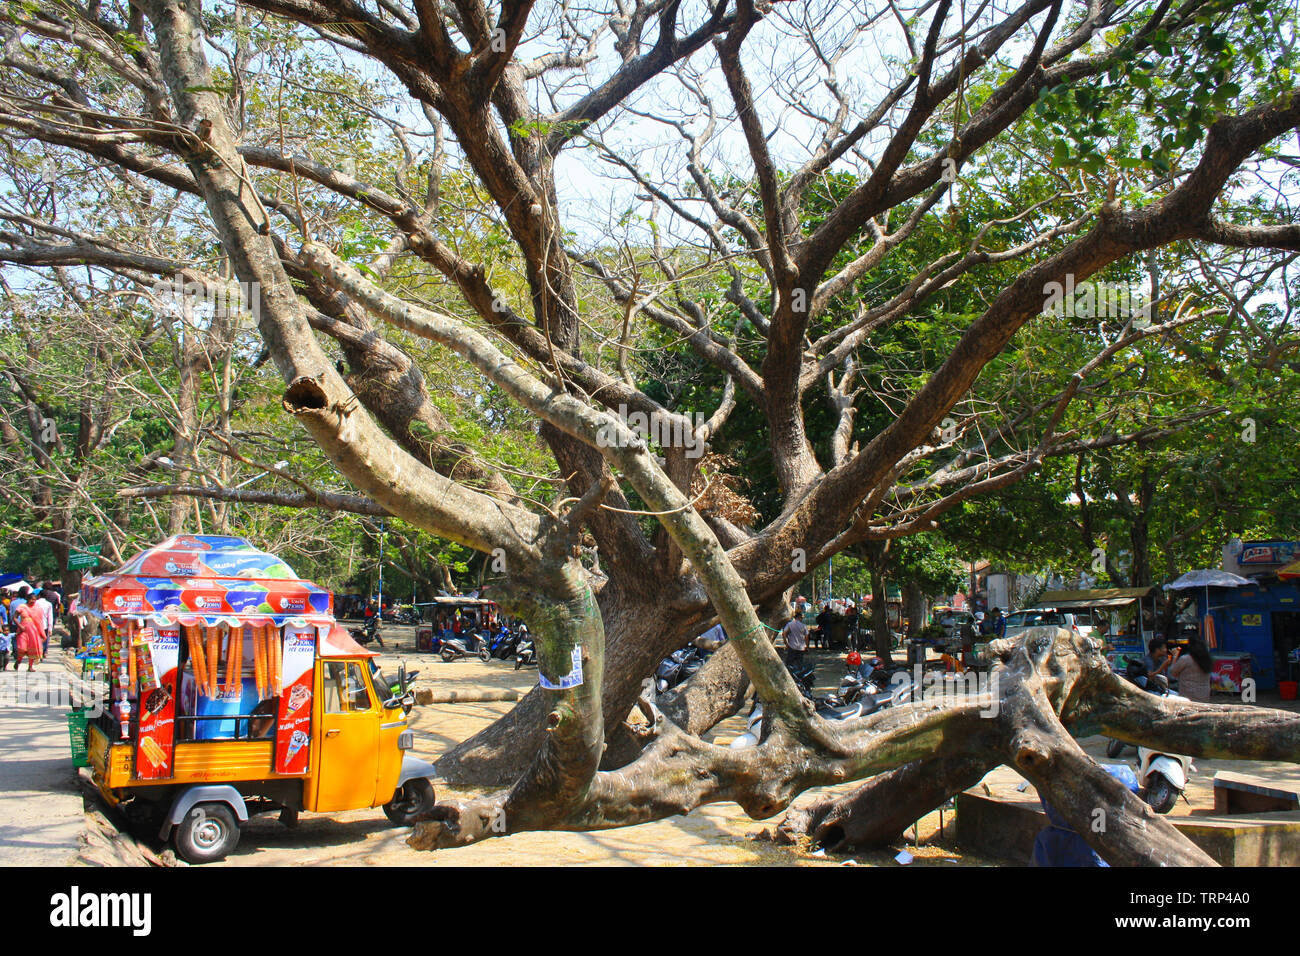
383, 692, 414, 714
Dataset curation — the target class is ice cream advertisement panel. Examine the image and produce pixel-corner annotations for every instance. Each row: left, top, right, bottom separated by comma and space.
274, 624, 316, 775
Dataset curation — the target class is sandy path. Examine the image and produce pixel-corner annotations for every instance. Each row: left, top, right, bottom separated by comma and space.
0, 661, 88, 865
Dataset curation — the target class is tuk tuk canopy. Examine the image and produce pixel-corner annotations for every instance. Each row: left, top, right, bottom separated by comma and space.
79, 534, 333, 629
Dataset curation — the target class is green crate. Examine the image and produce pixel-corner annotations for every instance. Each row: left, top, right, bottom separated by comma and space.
67, 708, 90, 768
80, 656, 107, 682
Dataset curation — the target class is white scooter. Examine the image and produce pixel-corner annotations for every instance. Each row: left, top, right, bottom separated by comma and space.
1137, 743, 1190, 814
1106, 665, 1191, 814
729, 698, 764, 750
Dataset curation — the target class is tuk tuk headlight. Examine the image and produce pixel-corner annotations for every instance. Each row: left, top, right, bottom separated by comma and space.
398, 730, 414, 750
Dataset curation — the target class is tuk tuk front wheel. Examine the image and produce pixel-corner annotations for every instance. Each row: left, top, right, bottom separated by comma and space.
173, 802, 241, 864
383, 777, 435, 826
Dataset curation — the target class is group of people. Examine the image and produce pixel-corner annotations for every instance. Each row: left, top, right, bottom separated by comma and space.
1139, 635, 1214, 702
0, 583, 65, 671
785, 596, 864, 653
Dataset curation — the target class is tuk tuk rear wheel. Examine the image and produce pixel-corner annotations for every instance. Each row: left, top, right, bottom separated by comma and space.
383, 777, 435, 826
173, 802, 240, 864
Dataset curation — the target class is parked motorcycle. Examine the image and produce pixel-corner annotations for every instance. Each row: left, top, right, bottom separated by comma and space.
1104, 662, 1191, 813
786, 658, 817, 696
440, 628, 491, 662
514, 635, 536, 670
488, 626, 519, 661
370, 661, 418, 702
349, 616, 384, 648
654, 645, 710, 695
729, 698, 765, 749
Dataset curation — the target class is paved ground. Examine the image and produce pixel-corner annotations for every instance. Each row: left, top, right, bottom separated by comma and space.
0, 654, 86, 865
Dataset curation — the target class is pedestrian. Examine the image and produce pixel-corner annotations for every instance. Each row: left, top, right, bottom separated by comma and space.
13, 590, 45, 671
1168, 638, 1213, 703
33, 588, 55, 657
0, 598, 9, 671
782, 614, 808, 668
815, 603, 832, 650
9, 586, 30, 669
987, 607, 1006, 639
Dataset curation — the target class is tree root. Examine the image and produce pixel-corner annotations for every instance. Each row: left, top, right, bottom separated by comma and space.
775, 754, 995, 851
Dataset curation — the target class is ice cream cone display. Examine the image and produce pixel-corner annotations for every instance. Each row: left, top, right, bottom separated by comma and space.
205, 628, 220, 698
224, 625, 242, 696
253, 627, 267, 700
269, 627, 282, 695
183, 625, 208, 696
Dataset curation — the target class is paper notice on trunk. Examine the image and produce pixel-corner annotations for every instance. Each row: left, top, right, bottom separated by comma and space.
538, 645, 584, 690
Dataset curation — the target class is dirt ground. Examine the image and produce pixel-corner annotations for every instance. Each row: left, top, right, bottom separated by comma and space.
213, 633, 993, 867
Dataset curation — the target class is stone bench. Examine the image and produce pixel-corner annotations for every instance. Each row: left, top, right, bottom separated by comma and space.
1213, 771, 1300, 814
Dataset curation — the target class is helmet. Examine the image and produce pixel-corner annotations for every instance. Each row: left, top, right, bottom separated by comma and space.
846, 651, 862, 667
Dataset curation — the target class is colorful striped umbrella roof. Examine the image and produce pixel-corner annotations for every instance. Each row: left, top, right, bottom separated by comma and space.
79, 534, 333, 626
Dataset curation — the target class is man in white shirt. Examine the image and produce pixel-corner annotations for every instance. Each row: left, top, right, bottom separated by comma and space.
782, 616, 808, 667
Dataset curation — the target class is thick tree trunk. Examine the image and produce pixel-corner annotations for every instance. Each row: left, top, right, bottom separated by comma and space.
435, 590, 707, 785
903, 582, 925, 638
871, 570, 892, 660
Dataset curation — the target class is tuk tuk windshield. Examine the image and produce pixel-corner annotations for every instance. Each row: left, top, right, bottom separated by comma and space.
322, 661, 375, 712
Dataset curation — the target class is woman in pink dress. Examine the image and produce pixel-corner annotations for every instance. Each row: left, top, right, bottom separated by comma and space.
14, 596, 45, 670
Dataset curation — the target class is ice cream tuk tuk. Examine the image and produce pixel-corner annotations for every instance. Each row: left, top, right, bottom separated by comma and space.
74, 535, 436, 863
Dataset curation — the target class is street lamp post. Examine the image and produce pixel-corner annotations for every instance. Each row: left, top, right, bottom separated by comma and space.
376, 519, 386, 609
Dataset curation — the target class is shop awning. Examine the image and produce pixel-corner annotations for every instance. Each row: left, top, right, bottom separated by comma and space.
79, 534, 333, 626
1041, 597, 1144, 610
1040, 587, 1157, 603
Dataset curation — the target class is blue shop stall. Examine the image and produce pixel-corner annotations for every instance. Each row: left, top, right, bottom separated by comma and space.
1193, 541, 1300, 693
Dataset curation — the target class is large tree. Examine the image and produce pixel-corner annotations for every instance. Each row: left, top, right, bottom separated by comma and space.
3, 0, 1300, 864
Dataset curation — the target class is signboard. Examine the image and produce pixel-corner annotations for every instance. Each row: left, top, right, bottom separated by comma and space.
134, 627, 179, 780
1237, 541, 1300, 566
1212, 655, 1252, 694
68, 546, 101, 571
274, 624, 315, 775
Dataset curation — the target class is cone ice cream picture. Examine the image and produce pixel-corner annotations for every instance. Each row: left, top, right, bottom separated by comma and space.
274, 624, 316, 775
134, 626, 180, 780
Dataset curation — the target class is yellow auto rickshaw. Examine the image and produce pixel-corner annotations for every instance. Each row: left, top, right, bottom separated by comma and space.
74, 535, 436, 863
